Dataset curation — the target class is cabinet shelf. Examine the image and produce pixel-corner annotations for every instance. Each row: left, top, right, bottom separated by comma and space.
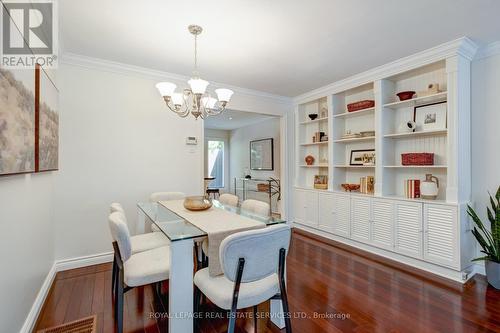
383, 92, 447, 109
333, 136, 375, 143
299, 117, 328, 125
299, 164, 329, 168
384, 129, 447, 139
333, 165, 375, 168
300, 141, 328, 146
384, 165, 448, 169
333, 107, 375, 119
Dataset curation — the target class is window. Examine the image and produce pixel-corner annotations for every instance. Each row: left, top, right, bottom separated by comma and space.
207, 140, 224, 188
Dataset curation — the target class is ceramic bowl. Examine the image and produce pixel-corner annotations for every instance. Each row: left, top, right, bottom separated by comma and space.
341, 183, 361, 192
308, 113, 318, 120
396, 91, 416, 101
183, 196, 213, 211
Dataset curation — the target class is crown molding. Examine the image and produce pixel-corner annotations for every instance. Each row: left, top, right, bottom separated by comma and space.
293, 37, 478, 104
474, 41, 500, 60
60, 52, 293, 105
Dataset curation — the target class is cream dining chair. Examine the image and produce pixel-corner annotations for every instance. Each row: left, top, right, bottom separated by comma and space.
108, 212, 170, 333
149, 192, 186, 232
219, 193, 239, 207
241, 199, 271, 216
194, 224, 292, 333
109, 203, 169, 297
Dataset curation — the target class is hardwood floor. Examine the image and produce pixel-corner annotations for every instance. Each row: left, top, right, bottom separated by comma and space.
34, 230, 500, 333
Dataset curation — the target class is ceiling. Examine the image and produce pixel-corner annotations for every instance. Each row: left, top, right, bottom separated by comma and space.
204, 109, 275, 131
60, 0, 500, 97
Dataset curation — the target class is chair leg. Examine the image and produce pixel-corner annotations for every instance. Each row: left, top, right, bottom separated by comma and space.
112, 257, 117, 295
253, 305, 258, 333
116, 270, 124, 333
278, 249, 292, 333
194, 286, 201, 329
228, 310, 237, 333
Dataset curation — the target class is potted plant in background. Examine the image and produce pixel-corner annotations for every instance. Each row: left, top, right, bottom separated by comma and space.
468, 186, 500, 289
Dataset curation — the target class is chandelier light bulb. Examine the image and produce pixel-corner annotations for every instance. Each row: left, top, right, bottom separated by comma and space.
156, 82, 176, 97
215, 88, 234, 103
188, 78, 209, 95
201, 96, 218, 109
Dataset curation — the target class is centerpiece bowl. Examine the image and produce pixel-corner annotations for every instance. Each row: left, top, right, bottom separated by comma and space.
183, 196, 213, 211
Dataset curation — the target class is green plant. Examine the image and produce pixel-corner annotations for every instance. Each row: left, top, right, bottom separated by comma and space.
467, 186, 500, 262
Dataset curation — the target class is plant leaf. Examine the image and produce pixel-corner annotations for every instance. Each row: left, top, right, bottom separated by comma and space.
472, 256, 491, 262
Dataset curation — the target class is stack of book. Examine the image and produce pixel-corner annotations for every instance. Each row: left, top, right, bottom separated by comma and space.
360, 176, 374, 194
404, 179, 420, 198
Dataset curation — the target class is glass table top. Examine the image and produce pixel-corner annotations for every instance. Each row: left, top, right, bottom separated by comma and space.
137, 200, 286, 242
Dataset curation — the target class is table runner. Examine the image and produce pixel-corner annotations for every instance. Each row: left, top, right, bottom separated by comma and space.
159, 199, 265, 276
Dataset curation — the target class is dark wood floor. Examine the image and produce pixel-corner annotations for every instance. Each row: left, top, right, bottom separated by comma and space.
34, 230, 500, 333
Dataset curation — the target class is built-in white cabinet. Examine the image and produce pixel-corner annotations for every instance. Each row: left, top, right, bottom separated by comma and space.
423, 204, 458, 268
293, 188, 467, 279
294, 189, 318, 227
371, 199, 394, 250
394, 201, 423, 259
350, 197, 371, 243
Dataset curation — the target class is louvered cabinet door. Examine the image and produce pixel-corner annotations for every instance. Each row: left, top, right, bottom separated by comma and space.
350, 197, 371, 243
318, 193, 335, 232
304, 191, 319, 227
293, 190, 306, 225
423, 204, 458, 268
394, 201, 423, 259
332, 193, 350, 237
371, 199, 394, 250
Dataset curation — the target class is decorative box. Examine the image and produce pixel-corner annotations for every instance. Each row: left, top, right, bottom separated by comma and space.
401, 153, 434, 166
347, 100, 375, 112
257, 183, 270, 192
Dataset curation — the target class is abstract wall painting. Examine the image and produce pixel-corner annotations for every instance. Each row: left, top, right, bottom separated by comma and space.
37, 65, 59, 171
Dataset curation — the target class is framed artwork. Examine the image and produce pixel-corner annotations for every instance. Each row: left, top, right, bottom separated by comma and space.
314, 175, 328, 190
37, 64, 59, 171
250, 138, 274, 171
350, 149, 375, 166
413, 101, 447, 131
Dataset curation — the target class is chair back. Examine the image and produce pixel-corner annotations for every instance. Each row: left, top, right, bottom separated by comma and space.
219, 193, 239, 207
220, 224, 291, 283
150, 192, 186, 202
108, 212, 132, 261
110, 202, 125, 214
241, 199, 270, 216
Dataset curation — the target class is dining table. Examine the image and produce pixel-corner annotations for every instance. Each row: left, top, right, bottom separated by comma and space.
136, 199, 288, 333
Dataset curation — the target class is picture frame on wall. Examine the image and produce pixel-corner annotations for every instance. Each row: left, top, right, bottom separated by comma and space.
350, 149, 375, 166
250, 138, 274, 171
413, 101, 447, 131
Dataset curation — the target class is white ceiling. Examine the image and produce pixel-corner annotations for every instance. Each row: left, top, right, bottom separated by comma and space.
204, 109, 275, 131
60, 0, 500, 97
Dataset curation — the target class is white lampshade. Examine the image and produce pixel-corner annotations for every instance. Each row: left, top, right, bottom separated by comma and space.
171, 93, 184, 106
201, 96, 218, 109
188, 78, 209, 94
215, 88, 234, 102
156, 82, 176, 97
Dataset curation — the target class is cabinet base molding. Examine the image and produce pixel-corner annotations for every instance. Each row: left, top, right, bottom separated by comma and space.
292, 225, 475, 287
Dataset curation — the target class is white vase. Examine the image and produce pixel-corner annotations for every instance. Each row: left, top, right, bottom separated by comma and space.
421, 174, 439, 200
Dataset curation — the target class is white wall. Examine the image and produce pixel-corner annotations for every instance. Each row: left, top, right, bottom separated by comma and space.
0, 173, 54, 333
53, 63, 204, 260
471, 53, 500, 220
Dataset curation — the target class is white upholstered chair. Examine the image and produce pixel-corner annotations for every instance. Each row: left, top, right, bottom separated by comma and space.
194, 224, 292, 333
108, 212, 170, 333
241, 199, 270, 216
149, 192, 186, 232
108, 203, 169, 300
219, 193, 239, 207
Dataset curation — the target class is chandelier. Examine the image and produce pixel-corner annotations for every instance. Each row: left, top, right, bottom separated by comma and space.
156, 25, 234, 119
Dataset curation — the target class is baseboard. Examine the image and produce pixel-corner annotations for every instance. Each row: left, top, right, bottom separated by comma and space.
54, 251, 113, 272
20, 263, 57, 333
20, 252, 113, 333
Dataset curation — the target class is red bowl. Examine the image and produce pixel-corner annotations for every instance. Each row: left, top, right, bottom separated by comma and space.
396, 91, 416, 101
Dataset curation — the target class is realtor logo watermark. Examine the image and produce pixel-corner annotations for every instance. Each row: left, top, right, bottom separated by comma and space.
1, 0, 58, 68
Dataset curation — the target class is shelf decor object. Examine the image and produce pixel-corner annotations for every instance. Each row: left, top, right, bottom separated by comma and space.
314, 175, 328, 190
308, 113, 318, 120
420, 174, 439, 200
155, 25, 234, 119
396, 91, 416, 101
305, 155, 315, 166
341, 183, 360, 192
350, 149, 376, 166
414, 101, 447, 131
417, 83, 441, 97
347, 100, 375, 112
401, 153, 434, 166
404, 179, 421, 198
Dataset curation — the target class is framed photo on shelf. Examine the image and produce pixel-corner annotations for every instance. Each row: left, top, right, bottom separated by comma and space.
350, 149, 375, 166
413, 101, 447, 131
314, 175, 328, 190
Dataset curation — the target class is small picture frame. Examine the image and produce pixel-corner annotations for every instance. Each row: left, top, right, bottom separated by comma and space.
314, 175, 328, 190
413, 101, 447, 131
350, 149, 375, 166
